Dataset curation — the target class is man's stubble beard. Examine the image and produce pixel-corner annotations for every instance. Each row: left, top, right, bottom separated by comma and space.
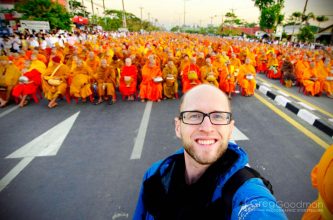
181, 135, 228, 165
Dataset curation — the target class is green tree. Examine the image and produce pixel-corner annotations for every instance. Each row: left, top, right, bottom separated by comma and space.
68, 0, 89, 17
104, 9, 159, 31
297, 26, 314, 42
253, 0, 284, 31
14, 0, 71, 30
302, 12, 315, 25
315, 15, 329, 31
224, 11, 242, 27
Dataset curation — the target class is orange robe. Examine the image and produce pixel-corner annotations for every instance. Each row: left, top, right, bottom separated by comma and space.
94, 65, 117, 100
140, 64, 163, 101
182, 64, 201, 93
200, 64, 219, 87
219, 64, 236, 94
302, 145, 333, 220
119, 65, 138, 97
267, 57, 281, 79
302, 67, 321, 96
238, 63, 256, 96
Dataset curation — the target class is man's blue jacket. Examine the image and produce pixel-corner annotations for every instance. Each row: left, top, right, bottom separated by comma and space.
133, 142, 287, 219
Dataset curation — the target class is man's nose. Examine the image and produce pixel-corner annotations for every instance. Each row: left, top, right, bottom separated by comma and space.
199, 115, 214, 132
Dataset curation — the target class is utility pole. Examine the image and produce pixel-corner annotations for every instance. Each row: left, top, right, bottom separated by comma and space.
102, 0, 105, 13
148, 12, 150, 22
210, 16, 214, 26
140, 7, 144, 29
91, 0, 94, 15
183, 0, 190, 27
121, 0, 127, 28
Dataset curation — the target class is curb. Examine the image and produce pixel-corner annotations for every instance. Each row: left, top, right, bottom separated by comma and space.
255, 83, 333, 139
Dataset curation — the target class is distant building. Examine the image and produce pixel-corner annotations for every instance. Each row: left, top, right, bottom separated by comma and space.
315, 24, 333, 45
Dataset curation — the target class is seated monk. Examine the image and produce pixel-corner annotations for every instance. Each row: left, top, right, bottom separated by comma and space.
238, 57, 256, 96
43, 56, 69, 108
302, 145, 333, 220
119, 58, 138, 101
219, 60, 238, 99
320, 58, 333, 98
140, 56, 163, 102
162, 60, 178, 99
200, 57, 219, 87
302, 60, 321, 96
267, 53, 281, 79
94, 59, 117, 105
181, 57, 201, 93
280, 57, 296, 88
70, 59, 94, 103
0, 56, 21, 107
12, 60, 41, 107
256, 51, 268, 74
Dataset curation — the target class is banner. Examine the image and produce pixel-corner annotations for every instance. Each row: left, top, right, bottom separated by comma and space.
20, 20, 50, 31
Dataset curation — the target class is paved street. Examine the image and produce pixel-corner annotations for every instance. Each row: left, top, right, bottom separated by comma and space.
0, 87, 331, 220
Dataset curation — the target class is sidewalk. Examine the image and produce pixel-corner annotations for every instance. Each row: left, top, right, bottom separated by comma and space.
255, 75, 333, 139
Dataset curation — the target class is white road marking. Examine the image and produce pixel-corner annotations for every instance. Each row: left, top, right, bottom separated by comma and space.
0, 157, 34, 192
297, 102, 316, 111
0, 106, 19, 119
7, 112, 80, 158
0, 112, 80, 192
275, 95, 291, 107
297, 109, 319, 125
259, 85, 271, 95
130, 102, 153, 160
231, 126, 249, 141
112, 212, 129, 219
262, 83, 272, 88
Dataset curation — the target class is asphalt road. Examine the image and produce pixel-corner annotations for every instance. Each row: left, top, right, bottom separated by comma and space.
0, 89, 330, 220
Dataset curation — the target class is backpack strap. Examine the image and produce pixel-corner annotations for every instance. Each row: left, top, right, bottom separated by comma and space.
221, 166, 273, 218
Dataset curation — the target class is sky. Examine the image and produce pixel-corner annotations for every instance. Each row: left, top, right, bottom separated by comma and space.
83, 0, 333, 29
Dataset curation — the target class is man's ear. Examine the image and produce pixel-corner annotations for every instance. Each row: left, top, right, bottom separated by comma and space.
175, 117, 181, 139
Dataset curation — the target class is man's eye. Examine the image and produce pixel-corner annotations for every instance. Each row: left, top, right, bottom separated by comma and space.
212, 114, 225, 120
188, 113, 202, 120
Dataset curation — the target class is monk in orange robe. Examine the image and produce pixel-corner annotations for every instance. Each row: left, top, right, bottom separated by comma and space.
295, 55, 310, 84
302, 145, 333, 220
181, 57, 201, 93
318, 57, 333, 98
200, 58, 219, 87
12, 61, 41, 107
267, 53, 281, 79
256, 51, 268, 74
230, 53, 242, 69
43, 56, 69, 108
70, 59, 94, 103
219, 60, 237, 99
302, 61, 321, 96
238, 57, 256, 96
94, 59, 117, 105
140, 56, 163, 102
0, 56, 21, 107
119, 58, 138, 101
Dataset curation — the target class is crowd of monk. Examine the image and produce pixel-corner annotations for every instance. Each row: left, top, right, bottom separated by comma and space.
0, 32, 332, 108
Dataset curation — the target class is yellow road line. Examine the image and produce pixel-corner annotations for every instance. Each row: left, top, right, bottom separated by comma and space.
257, 76, 333, 118
254, 93, 330, 150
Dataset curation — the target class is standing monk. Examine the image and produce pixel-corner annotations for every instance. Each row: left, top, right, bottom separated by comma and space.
219, 60, 237, 99
162, 60, 178, 99
119, 58, 138, 101
140, 56, 163, 102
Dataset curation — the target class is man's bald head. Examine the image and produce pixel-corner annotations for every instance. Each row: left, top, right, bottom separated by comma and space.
180, 85, 231, 113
